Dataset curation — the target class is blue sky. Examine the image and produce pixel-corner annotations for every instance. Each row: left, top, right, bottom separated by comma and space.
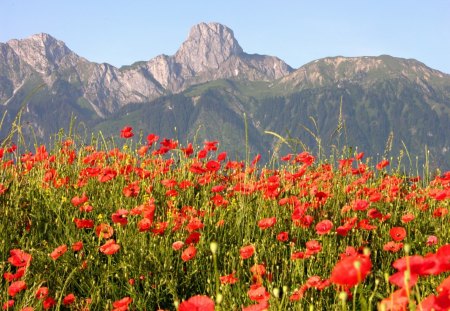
1, 1, 450, 73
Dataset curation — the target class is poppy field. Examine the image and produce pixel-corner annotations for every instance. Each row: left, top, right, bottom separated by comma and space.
0, 126, 449, 310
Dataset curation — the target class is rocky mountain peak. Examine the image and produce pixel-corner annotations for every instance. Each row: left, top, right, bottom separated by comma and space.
7, 33, 75, 75
175, 22, 244, 71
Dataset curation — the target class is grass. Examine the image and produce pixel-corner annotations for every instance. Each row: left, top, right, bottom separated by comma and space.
0, 127, 449, 310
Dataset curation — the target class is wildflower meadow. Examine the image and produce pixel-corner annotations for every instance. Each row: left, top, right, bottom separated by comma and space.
0, 126, 449, 310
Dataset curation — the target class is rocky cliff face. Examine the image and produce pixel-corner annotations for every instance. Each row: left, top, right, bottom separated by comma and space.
0, 22, 293, 117
137, 22, 293, 92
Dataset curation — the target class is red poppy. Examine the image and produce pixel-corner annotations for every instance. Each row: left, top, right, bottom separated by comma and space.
112, 209, 129, 226
35, 287, 49, 299
8, 280, 27, 297
151, 222, 168, 235
146, 133, 159, 146
247, 284, 270, 302
305, 240, 322, 256
95, 223, 114, 239
401, 213, 415, 223
2, 300, 14, 310
123, 182, 140, 197
206, 160, 221, 172
120, 126, 134, 138
172, 241, 184, 251
181, 245, 197, 262
315, 219, 333, 235
383, 241, 403, 253
379, 288, 408, 311
8, 249, 32, 267
178, 295, 214, 311
220, 272, 238, 285
43, 297, 56, 309
291, 251, 306, 260
330, 254, 372, 287
242, 301, 269, 311
376, 159, 390, 170
73, 218, 94, 229
186, 218, 204, 232
250, 264, 266, 278
72, 241, 83, 252
71, 193, 88, 207
137, 218, 152, 232
426, 235, 438, 246
351, 199, 369, 211
181, 143, 194, 157
99, 239, 120, 255
185, 232, 201, 245
257, 217, 277, 229
63, 293, 76, 306
389, 227, 407, 242
240, 245, 255, 259
112, 297, 132, 311
277, 231, 289, 242
50, 244, 67, 260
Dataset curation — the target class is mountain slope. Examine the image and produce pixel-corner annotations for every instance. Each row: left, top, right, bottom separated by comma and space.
1, 24, 450, 170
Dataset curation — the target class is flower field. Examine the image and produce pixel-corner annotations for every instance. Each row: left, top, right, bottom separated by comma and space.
0, 127, 449, 310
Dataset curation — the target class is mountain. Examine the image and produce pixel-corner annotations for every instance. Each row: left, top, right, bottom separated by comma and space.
1, 23, 450, 170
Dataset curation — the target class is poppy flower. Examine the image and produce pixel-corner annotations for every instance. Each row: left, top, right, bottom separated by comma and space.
379, 288, 408, 311
185, 232, 201, 245
72, 241, 83, 252
291, 251, 306, 260
71, 193, 88, 207
258, 217, 277, 229
137, 218, 152, 232
401, 213, 415, 223
376, 159, 390, 170
8, 249, 32, 267
112, 297, 132, 311
383, 241, 403, 253
63, 293, 76, 306
250, 264, 266, 278
123, 182, 140, 197
146, 133, 159, 146
35, 287, 49, 299
99, 239, 120, 255
8, 280, 27, 297
389, 227, 407, 242
172, 241, 184, 251
50, 244, 67, 260
181, 245, 197, 262
220, 272, 238, 285
240, 245, 255, 259
178, 295, 214, 311
43, 297, 56, 309
120, 126, 134, 138
247, 284, 270, 302
186, 218, 204, 232
95, 223, 114, 239
2, 300, 14, 310
73, 218, 94, 229
352, 199, 369, 211
111, 209, 129, 226
330, 254, 372, 287
242, 301, 269, 311
305, 240, 322, 256
426, 235, 438, 246
277, 231, 289, 242
315, 219, 333, 235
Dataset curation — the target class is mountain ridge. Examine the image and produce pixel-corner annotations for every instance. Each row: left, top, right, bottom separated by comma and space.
1, 23, 450, 170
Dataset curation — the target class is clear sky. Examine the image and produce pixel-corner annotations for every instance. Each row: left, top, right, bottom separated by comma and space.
1, 1, 450, 73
